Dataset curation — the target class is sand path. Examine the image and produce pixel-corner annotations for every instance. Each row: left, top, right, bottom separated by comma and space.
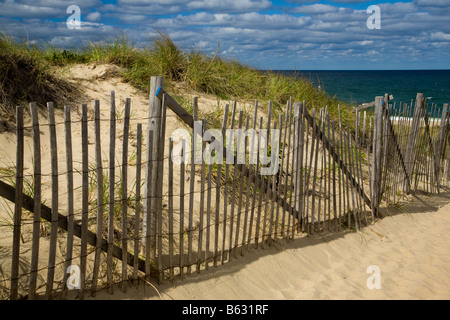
88, 191, 450, 300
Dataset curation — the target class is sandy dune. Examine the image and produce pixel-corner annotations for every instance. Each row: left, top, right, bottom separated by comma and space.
90, 191, 450, 300
1, 63, 449, 300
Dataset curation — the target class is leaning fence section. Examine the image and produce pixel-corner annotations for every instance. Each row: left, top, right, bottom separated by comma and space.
367, 94, 450, 211
0, 76, 449, 300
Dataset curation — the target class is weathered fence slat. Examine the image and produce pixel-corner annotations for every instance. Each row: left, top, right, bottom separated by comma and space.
121, 98, 131, 292
327, 113, 336, 230
168, 138, 174, 281
274, 110, 287, 239
145, 130, 154, 280
46, 102, 58, 299
107, 91, 116, 294
28, 102, 41, 300
288, 114, 297, 237
346, 125, 360, 231
303, 109, 311, 233
180, 140, 186, 278
61, 105, 74, 300
133, 123, 142, 285
355, 110, 367, 225
255, 117, 265, 247
157, 94, 167, 282
229, 110, 242, 257
331, 119, 340, 230
197, 119, 207, 271
92, 100, 103, 296
366, 117, 373, 218
372, 97, 384, 213
298, 103, 305, 233
304, 108, 314, 233
246, 101, 259, 252
435, 104, 449, 190
405, 93, 424, 191
268, 121, 278, 245
337, 106, 346, 225
222, 104, 235, 263
217, 104, 228, 262
10, 105, 24, 301
310, 109, 321, 233
187, 97, 198, 273
79, 104, 89, 300
282, 103, 292, 236
234, 112, 247, 255
261, 103, 272, 248
234, 114, 248, 257
205, 154, 212, 269
241, 114, 253, 253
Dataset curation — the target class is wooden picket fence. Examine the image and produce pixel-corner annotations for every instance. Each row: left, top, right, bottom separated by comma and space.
1, 76, 449, 300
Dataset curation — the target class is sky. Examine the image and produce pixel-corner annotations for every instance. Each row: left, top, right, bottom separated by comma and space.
1, 0, 449, 70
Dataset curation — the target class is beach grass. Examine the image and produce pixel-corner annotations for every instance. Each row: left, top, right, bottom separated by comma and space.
0, 32, 356, 130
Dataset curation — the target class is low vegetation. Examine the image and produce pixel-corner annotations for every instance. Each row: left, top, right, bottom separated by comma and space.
0, 31, 355, 129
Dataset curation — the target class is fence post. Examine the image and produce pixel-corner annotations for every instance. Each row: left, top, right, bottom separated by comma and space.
144, 76, 164, 262
372, 96, 384, 215
381, 94, 389, 197
293, 102, 303, 232
157, 94, 167, 283
405, 93, 424, 192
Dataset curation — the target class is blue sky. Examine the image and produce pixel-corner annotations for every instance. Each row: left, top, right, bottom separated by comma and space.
1, 0, 449, 70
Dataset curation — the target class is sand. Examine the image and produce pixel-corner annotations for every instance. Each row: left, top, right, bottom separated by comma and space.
89, 191, 450, 300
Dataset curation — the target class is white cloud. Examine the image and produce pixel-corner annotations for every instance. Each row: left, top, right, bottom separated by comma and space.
293, 4, 340, 14
187, 0, 272, 12
331, 0, 373, 3
154, 12, 310, 29
86, 11, 101, 22
0, 2, 60, 18
414, 0, 450, 7
430, 32, 450, 41
11, 0, 101, 8
118, 0, 187, 4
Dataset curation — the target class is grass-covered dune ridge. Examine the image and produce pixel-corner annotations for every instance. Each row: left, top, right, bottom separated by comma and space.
0, 32, 355, 127
0, 33, 82, 129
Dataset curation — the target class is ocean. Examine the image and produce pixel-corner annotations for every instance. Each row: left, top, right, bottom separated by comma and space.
275, 70, 450, 114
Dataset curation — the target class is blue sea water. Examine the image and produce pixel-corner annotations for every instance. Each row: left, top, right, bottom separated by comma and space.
275, 70, 450, 113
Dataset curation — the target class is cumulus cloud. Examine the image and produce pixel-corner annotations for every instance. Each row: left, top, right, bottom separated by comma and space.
0, 2, 61, 18
430, 32, 450, 41
187, 0, 272, 12
86, 11, 101, 22
414, 0, 450, 7
153, 12, 311, 30
331, 0, 374, 3
293, 4, 340, 14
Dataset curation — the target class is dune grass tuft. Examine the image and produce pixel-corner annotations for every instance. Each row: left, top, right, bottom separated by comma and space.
0, 33, 82, 128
